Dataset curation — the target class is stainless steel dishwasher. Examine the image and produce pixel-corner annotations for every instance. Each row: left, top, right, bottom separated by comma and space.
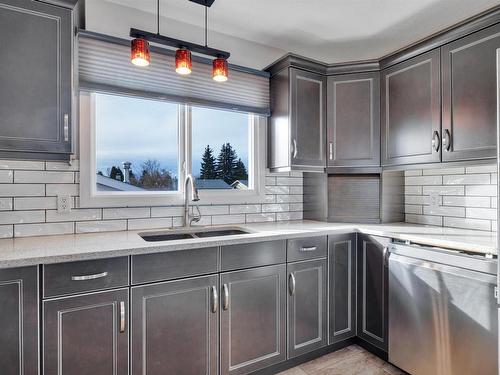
388, 242, 498, 375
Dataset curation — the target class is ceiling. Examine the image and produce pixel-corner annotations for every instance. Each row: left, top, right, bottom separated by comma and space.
102, 0, 500, 66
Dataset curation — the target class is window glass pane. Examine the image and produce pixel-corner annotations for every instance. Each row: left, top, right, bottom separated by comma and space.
95, 93, 179, 192
191, 107, 250, 190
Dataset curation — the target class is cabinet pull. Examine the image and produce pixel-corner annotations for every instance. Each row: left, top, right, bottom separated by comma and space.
211, 286, 218, 313
431, 131, 440, 152
222, 284, 229, 311
329, 142, 333, 160
289, 273, 296, 296
291, 139, 298, 158
383, 247, 389, 267
119, 301, 126, 333
442, 129, 451, 151
71, 271, 108, 281
300, 246, 317, 252
63, 114, 69, 142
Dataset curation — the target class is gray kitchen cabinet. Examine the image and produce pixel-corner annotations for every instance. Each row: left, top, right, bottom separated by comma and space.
269, 67, 326, 172
0, 266, 39, 375
381, 49, 441, 166
327, 72, 380, 167
287, 258, 327, 358
441, 23, 500, 161
0, 0, 72, 160
328, 233, 356, 344
131, 275, 219, 375
220, 264, 287, 375
43, 289, 129, 375
357, 234, 390, 351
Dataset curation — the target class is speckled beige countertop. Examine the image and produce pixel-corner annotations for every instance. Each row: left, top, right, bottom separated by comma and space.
0, 220, 496, 268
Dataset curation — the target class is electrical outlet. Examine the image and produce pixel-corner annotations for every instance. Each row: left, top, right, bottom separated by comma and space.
57, 195, 71, 213
430, 192, 440, 207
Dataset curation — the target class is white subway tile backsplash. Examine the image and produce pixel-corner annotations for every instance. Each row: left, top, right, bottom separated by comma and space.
443, 174, 490, 185
466, 207, 497, 220
405, 176, 441, 185
405, 214, 443, 226
405, 205, 423, 214
443, 217, 491, 231
422, 167, 465, 175
0, 225, 13, 238
246, 213, 275, 223
46, 209, 102, 223
15, 170, 74, 184
212, 214, 245, 225
423, 185, 465, 196
442, 196, 490, 208
266, 185, 289, 195
0, 211, 45, 225
128, 217, 173, 230
262, 203, 289, 212
151, 206, 184, 217
276, 177, 302, 186
14, 197, 59, 210
276, 195, 302, 203
404, 170, 423, 176
197, 205, 229, 216
0, 170, 13, 183
423, 205, 465, 217
466, 165, 497, 174
277, 211, 303, 221
0, 160, 44, 170
76, 220, 127, 233
15, 222, 74, 238
229, 204, 261, 214
404, 186, 422, 195
465, 185, 497, 196
0, 184, 45, 197
0, 198, 13, 211
45, 184, 79, 196
103, 207, 150, 220
46, 160, 80, 171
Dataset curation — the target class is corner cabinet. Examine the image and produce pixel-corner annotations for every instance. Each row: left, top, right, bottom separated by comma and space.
441, 23, 500, 161
381, 49, 441, 166
269, 67, 326, 172
0, 0, 73, 160
327, 72, 380, 167
357, 234, 390, 352
0, 266, 39, 375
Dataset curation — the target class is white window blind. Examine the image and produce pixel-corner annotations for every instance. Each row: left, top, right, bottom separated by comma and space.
78, 32, 270, 116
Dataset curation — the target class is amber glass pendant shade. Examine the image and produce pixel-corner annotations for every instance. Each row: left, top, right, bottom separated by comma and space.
175, 48, 193, 75
131, 38, 150, 67
212, 57, 228, 82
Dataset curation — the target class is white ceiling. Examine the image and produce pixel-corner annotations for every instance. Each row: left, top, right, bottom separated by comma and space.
99, 0, 500, 67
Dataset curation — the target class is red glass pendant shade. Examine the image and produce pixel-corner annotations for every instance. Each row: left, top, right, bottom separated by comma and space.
212, 57, 228, 82
175, 48, 193, 75
131, 38, 150, 67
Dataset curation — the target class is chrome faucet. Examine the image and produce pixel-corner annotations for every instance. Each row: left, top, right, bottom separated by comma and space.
183, 174, 200, 227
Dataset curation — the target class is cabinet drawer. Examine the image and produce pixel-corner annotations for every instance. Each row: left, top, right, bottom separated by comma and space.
132, 247, 218, 284
287, 236, 327, 262
43, 257, 129, 298
221, 240, 286, 271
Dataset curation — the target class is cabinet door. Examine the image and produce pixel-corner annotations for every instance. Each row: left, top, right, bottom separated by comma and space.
441, 24, 500, 161
357, 234, 390, 351
0, 0, 72, 158
290, 68, 326, 170
327, 72, 380, 167
220, 264, 286, 375
328, 233, 356, 344
131, 275, 218, 375
287, 259, 327, 358
0, 266, 39, 375
44, 289, 129, 375
381, 50, 441, 166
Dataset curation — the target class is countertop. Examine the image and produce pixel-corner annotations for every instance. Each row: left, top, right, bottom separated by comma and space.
0, 221, 496, 268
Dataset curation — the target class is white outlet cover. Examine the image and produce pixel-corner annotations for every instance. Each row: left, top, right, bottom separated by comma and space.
57, 195, 72, 213
429, 192, 440, 207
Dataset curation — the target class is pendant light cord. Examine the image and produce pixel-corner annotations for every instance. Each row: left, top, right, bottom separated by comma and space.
205, 6, 208, 47
157, 0, 160, 35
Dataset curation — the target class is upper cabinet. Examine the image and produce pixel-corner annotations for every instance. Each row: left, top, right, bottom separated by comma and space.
441, 23, 500, 162
381, 50, 441, 166
327, 72, 380, 167
269, 67, 326, 172
0, 0, 73, 160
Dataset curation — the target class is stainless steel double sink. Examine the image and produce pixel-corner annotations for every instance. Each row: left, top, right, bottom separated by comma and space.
139, 226, 252, 242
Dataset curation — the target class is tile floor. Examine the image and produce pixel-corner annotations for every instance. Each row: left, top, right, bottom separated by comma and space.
277, 345, 406, 375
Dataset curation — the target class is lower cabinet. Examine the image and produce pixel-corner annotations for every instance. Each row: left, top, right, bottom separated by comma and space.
287, 258, 328, 358
356, 234, 390, 351
329, 233, 356, 344
220, 264, 287, 375
43, 289, 129, 375
131, 275, 219, 375
0, 266, 39, 375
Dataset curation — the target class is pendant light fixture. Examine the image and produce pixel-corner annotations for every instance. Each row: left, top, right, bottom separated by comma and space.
130, 0, 230, 82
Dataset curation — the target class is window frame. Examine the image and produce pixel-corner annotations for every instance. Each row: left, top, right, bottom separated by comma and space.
79, 91, 266, 208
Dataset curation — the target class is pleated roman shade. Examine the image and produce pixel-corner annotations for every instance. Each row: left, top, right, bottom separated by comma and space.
78, 32, 271, 115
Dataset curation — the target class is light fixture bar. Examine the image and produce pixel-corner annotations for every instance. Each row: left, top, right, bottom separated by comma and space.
189, 0, 216, 7
130, 28, 230, 59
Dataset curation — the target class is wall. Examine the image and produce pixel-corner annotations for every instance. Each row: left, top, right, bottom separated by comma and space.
0, 160, 303, 238
404, 164, 497, 231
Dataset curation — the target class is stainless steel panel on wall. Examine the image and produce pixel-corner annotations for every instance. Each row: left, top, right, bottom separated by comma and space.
221, 240, 286, 271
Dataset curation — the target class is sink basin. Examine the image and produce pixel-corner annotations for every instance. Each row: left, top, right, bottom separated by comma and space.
140, 226, 251, 242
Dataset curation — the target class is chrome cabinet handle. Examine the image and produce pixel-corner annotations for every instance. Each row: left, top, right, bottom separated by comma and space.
63, 114, 69, 142
211, 286, 218, 313
119, 301, 126, 333
71, 271, 108, 281
289, 273, 296, 295
300, 246, 318, 252
329, 142, 333, 160
222, 284, 229, 311
431, 131, 440, 152
442, 129, 451, 151
291, 139, 298, 158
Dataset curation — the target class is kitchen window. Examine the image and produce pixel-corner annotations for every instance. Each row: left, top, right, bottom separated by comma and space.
79, 91, 266, 207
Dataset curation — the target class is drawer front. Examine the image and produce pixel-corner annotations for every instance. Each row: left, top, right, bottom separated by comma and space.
43, 257, 129, 298
221, 240, 286, 271
287, 236, 327, 262
132, 247, 219, 285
